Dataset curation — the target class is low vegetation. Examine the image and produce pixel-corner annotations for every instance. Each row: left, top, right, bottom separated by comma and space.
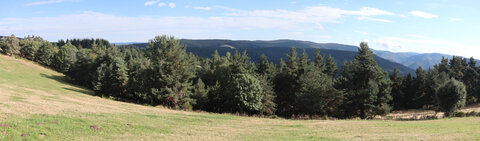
2, 54, 480, 140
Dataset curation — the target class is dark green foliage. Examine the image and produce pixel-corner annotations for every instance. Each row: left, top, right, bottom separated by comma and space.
323, 55, 338, 78
35, 41, 57, 66
449, 56, 467, 80
19, 36, 43, 60
295, 63, 341, 116
259, 76, 276, 115
314, 49, 325, 70
409, 67, 428, 109
94, 56, 129, 98
145, 35, 196, 109
223, 73, 264, 113
274, 48, 300, 117
337, 42, 392, 119
191, 78, 208, 110
435, 78, 466, 116
55, 42, 78, 73
389, 68, 405, 110
0, 34, 21, 56
463, 57, 479, 104
65, 48, 96, 87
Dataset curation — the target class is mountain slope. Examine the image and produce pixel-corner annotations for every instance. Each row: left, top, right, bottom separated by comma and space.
374, 51, 453, 69
128, 39, 415, 75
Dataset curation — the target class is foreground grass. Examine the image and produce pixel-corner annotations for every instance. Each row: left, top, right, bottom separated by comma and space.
1, 55, 480, 140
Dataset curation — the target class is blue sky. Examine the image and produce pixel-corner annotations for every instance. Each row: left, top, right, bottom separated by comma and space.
1, 0, 479, 58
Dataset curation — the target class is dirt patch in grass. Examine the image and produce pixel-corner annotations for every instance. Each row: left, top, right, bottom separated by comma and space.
90, 125, 102, 130
21, 133, 30, 137
0, 124, 10, 128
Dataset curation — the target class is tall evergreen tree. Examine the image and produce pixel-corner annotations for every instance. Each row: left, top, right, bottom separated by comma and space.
411, 67, 428, 109
463, 57, 479, 104
295, 63, 341, 116
145, 35, 196, 109
314, 49, 325, 70
323, 55, 338, 78
336, 42, 392, 119
389, 68, 405, 110
274, 48, 300, 117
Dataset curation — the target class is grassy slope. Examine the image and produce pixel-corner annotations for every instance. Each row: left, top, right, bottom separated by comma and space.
0, 55, 480, 140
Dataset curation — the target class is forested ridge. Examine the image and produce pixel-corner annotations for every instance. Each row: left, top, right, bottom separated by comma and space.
126, 39, 415, 75
1, 34, 477, 119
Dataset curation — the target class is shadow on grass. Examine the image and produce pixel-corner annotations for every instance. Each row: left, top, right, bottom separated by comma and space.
63, 87, 95, 96
40, 73, 95, 96
40, 73, 69, 84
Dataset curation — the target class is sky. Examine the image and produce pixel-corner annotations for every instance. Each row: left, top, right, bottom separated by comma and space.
1, 0, 479, 58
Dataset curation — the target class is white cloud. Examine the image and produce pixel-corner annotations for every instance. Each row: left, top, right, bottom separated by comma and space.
25, 0, 78, 6
0, 11, 296, 42
356, 17, 392, 23
409, 11, 438, 19
371, 36, 478, 58
291, 1, 297, 4
399, 14, 407, 18
226, 6, 393, 23
158, 2, 166, 7
193, 6, 211, 11
168, 3, 176, 8
144, 0, 158, 6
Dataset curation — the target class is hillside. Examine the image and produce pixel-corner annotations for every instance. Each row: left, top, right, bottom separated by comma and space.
374, 51, 453, 69
127, 40, 415, 75
2, 55, 480, 140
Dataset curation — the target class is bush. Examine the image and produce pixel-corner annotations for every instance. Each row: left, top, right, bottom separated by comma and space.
467, 111, 477, 117
435, 78, 467, 116
454, 111, 466, 117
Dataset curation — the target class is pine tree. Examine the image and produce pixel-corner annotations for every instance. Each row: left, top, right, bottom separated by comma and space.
191, 78, 208, 110
274, 48, 300, 117
323, 55, 338, 78
145, 35, 196, 109
449, 56, 467, 80
314, 49, 325, 70
259, 76, 276, 115
412, 67, 428, 108
390, 68, 405, 110
337, 42, 392, 119
295, 63, 341, 116
463, 57, 479, 104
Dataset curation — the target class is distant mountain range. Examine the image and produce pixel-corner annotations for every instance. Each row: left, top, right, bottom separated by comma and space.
125, 39, 415, 75
1, 35, 460, 75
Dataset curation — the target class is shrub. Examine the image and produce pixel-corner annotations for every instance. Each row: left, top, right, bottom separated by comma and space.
467, 111, 477, 117
435, 78, 467, 116
454, 111, 466, 117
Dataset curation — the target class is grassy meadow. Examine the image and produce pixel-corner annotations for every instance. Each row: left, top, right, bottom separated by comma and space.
1, 55, 480, 140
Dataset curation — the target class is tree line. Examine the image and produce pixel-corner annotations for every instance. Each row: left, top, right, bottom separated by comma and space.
0, 34, 473, 119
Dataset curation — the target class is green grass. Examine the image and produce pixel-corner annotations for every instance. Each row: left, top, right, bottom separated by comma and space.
1, 55, 480, 140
